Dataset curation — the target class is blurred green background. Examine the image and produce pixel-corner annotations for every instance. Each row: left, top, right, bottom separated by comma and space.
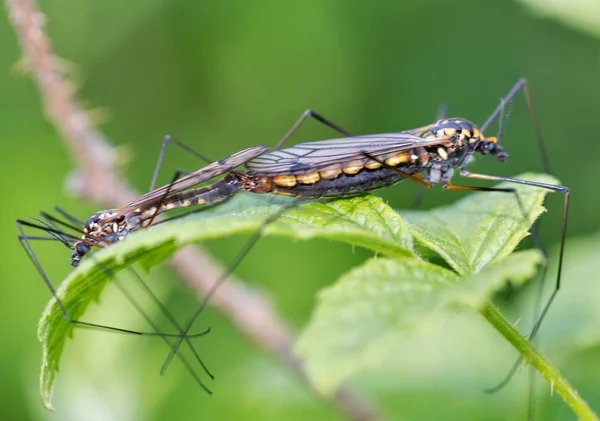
2, 0, 600, 420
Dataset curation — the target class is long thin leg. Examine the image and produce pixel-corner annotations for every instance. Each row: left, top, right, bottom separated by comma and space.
273, 109, 353, 151
39, 210, 215, 354
145, 109, 351, 227
495, 97, 513, 144
463, 172, 569, 396
39, 211, 86, 238
363, 153, 566, 373
33, 115, 361, 384
147, 111, 351, 226
152, 111, 352, 193
478, 81, 557, 411
150, 135, 214, 191
27, 211, 116, 253
17, 220, 210, 339
19, 219, 216, 392
461, 170, 569, 341
441, 174, 553, 419
26, 217, 73, 247
108, 264, 213, 393
439, 170, 564, 417
153, 111, 352, 371
159, 201, 305, 375
128, 265, 214, 379
55, 206, 85, 226
436, 104, 448, 120
480, 78, 551, 174
36, 207, 217, 381
145, 169, 191, 229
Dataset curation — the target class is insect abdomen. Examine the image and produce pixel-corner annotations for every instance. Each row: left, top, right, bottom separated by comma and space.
261, 167, 418, 198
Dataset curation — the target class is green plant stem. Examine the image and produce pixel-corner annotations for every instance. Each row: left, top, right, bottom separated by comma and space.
480, 303, 598, 421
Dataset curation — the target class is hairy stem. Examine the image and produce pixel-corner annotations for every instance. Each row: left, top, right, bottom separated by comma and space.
481, 304, 598, 421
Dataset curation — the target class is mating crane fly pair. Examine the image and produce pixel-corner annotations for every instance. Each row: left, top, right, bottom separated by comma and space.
18, 79, 569, 396
71, 117, 502, 264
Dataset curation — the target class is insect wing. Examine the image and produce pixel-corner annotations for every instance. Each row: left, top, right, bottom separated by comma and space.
119, 145, 270, 210
246, 132, 449, 175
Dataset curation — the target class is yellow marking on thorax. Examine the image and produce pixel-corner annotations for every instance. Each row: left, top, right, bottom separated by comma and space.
471, 127, 482, 143
443, 128, 457, 137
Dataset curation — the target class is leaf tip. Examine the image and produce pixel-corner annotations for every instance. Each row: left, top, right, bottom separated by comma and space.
39, 359, 55, 411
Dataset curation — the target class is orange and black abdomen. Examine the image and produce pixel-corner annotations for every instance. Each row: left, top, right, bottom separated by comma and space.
242, 135, 436, 198
244, 165, 422, 198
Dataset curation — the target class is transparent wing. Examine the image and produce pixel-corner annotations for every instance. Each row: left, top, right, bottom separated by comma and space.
118, 145, 270, 211
246, 132, 448, 175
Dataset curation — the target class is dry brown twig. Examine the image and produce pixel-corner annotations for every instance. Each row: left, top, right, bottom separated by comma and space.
6, 0, 377, 419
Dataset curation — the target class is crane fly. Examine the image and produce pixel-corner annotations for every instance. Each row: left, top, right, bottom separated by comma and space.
21, 79, 568, 411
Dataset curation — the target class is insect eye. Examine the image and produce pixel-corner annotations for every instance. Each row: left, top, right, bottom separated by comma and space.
477, 141, 496, 154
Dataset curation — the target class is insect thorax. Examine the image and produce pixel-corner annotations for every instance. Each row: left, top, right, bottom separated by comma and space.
424, 118, 482, 156
70, 209, 128, 266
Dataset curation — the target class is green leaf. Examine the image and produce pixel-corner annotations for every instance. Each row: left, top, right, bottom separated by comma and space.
37, 238, 178, 411
294, 250, 543, 395
518, 0, 600, 41
449, 249, 544, 310
404, 173, 558, 275
38, 194, 414, 409
38, 173, 558, 410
